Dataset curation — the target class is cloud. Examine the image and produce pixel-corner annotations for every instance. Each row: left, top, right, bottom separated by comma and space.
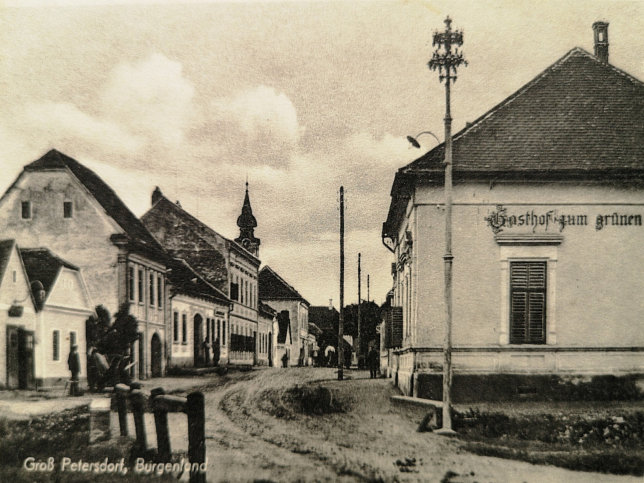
101, 53, 196, 146
203, 85, 303, 168
17, 101, 144, 155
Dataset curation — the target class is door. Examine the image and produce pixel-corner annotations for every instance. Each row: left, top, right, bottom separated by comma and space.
6, 326, 19, 388
138, 332, 145, 379
150, 333, 162, 377
18, 329, 35, 389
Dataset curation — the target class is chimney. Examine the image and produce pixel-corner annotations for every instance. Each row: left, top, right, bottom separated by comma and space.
151, 186, 163, 205
329, 298, 333, 310
592, 21, 609, 64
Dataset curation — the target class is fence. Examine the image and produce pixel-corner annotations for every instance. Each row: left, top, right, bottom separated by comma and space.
113, 383, 206, 483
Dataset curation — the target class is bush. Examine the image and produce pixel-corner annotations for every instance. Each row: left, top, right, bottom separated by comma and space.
456, 410, 644, 475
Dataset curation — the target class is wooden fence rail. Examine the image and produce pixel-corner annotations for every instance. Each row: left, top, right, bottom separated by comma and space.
112, 384, 206, 483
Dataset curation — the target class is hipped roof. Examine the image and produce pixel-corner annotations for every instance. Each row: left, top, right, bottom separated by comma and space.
259, 266, 309, 305
384, 48, 644, 237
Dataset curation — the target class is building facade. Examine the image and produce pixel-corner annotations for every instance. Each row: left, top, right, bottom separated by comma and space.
382, 25, 644, 399
0, 241, 93, 389
142, 186, 261, 366
167, 258, 230, 368
259, 266, 310, 366
0, 150, 170, 379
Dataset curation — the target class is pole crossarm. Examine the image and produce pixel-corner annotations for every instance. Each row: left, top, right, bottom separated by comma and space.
428, 16, 468, 83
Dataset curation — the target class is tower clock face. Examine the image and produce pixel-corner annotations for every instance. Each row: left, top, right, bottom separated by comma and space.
242, 238, 251, 249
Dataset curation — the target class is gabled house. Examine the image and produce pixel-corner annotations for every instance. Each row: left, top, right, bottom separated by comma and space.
142, 186, 261, 366
0, 240, 93, 389
259, 266, 310, 366
382, 23, 644, 400
0, 150, 170, 379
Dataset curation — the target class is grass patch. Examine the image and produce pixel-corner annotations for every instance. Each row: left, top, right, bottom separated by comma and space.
455, 409, 644, 475
258, 384, 348, 419
0, 406, 179, 482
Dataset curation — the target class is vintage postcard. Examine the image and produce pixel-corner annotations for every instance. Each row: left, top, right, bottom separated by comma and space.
0, 0, 642, 481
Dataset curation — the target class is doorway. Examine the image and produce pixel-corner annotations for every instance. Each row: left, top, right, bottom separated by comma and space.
6, 326, 35, 389
150, 333, 162, 377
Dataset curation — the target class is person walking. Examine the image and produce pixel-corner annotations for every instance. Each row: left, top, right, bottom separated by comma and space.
203, 339, 211, 366
367, 347, 379, 379
67, 344, 81, 396
212, 338, 220, 367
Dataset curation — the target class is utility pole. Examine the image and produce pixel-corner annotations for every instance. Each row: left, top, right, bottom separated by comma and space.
357, 253, 362, 368
428, 15, 467, 434
367, 274, 370, 303
338, 186, 345, 381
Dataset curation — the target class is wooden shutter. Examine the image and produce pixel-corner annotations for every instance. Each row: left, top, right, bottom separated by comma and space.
510, 262, 546, 344
383, 309, 392, 348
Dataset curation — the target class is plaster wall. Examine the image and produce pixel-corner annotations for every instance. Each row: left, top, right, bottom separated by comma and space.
0, 171, 121, 312
393, 181, 644, 374
263, 299, 302, 365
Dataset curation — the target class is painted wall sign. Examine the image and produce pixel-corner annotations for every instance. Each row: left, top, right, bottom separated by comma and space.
485, 205, 642, 234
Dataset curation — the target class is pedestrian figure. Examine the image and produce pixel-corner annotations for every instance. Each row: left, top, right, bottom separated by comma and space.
68, 344, 81, 396
203, 339, 211, 366
212, 338, 220, 367
281, 351, 288, 368
87, 346, 98, 391
367, 347, 379, 379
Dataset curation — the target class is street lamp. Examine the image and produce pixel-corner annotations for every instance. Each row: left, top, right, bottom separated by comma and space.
429, 16, 467, 435
406, 131, 441, 149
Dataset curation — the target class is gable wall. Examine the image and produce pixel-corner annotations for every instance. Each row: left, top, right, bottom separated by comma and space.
0, 171, 121, 312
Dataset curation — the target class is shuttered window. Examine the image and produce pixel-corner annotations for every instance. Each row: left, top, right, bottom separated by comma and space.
510, 261, 546, 344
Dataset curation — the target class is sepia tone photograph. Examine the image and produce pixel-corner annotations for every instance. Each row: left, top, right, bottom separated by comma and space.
0, 0, 642, 481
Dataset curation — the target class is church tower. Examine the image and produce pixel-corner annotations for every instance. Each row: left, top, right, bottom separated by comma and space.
235, 182, 260, 256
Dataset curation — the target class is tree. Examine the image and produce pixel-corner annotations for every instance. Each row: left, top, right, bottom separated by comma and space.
85, 303, 138, 356
85, 305, 112, 354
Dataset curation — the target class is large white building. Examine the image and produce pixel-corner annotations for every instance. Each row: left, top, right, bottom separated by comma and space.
382, 23, 644, 400
0, 150, 170, 379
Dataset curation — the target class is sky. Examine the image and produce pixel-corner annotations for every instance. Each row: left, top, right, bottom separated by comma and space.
1, 0, 643, 307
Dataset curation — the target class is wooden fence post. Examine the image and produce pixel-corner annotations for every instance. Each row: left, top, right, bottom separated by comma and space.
130, 389, 148, 454
150, 387, 171, 460
114, 383, 130, 437
187, 392, 206, 483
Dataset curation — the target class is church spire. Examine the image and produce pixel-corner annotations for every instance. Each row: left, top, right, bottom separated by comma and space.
235, 182, 260, 256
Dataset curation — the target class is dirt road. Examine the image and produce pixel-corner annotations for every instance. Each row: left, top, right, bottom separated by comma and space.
196, 367, 640, 483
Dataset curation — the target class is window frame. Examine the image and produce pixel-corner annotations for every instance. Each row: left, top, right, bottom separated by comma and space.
173, 312, 179, 343
497, 240, 559, 345
53, 330, 60, 361
138, 268, 144, 304
509, 261, 547, 344
63, 201, 73, 219
21, 201, 31, 220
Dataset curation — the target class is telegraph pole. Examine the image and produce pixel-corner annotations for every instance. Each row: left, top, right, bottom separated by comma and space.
367, 274, 370, 302
357, 253, 362, 368
338, 186, 345, 380
428, 16, 467, 434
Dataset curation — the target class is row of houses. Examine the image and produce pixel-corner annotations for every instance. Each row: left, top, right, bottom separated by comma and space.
380, 22, 644, 399
0, 149, 313, 389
